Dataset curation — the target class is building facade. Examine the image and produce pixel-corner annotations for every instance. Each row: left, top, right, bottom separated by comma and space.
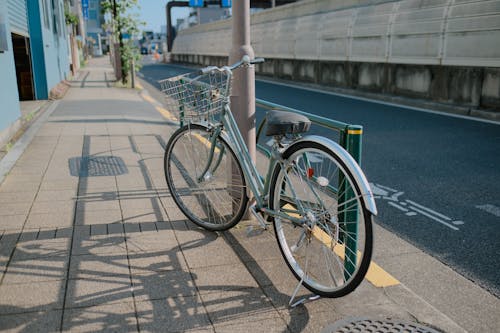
85, 0, 104, 56
0, 0, 22, 145
0, 0, 70, 147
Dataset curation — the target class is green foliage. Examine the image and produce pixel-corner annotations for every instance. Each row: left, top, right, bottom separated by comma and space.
120, 40, 142, 77
101, 0, 145, 84
65, 11, 79, 26
5, 142, 13, 152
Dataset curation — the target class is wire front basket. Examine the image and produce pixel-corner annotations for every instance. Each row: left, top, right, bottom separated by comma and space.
159, 70, 231, 124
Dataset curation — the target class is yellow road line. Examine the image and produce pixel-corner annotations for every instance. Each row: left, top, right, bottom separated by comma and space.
155, 106, 177, 121
142, 94, 156, 104
312, 225, 399, 287
193, 133, 220, 153
140, 92, 178, 123
283, 204, 400, 287
365, 261, 400, 287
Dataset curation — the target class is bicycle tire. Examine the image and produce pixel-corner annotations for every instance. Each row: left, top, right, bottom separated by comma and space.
164, 124, 248, 231
269, 140, 373, 298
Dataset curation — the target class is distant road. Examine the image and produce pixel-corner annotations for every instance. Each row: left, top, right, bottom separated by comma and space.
140, 60, 500, 297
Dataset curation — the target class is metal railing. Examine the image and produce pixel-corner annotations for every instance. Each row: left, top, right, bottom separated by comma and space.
255, 98, 363, 165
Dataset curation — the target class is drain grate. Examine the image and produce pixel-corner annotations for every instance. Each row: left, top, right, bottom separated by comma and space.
321, 317, 442, 333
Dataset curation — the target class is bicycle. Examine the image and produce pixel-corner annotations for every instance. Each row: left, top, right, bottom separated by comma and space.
159, 56, 377, 299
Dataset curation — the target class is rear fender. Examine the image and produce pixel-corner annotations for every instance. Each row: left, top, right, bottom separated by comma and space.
284, 135, 377, 215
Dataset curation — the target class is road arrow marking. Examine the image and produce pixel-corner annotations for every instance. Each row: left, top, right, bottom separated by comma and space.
476, 204, 500, 217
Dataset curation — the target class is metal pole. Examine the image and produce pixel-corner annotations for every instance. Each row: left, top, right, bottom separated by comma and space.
229, 0, 255, 218
166, 2, 189, 53
229, 0, 256, 164
130, 58, 135, 88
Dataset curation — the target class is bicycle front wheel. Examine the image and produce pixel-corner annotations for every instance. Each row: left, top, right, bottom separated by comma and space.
270, 141, 373, 298
164, 124, 248, 231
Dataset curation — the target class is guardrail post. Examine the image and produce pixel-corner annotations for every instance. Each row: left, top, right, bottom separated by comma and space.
340, 125, 363, 278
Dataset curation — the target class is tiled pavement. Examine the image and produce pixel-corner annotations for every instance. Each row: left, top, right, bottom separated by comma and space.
0, 57, 465, 332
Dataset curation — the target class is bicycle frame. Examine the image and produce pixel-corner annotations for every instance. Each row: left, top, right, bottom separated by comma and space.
182, 87, 315, 229
190, 76, 376, 228
211, 102, 306, 225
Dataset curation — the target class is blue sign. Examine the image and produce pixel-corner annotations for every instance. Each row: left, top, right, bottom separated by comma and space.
82, 7, 89, 20
221, 0, 232, 7
189, 0, 204, 7
82, 0, 89, 20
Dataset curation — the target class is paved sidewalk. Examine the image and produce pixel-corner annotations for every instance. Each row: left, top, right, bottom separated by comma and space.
0, 57, 466, 332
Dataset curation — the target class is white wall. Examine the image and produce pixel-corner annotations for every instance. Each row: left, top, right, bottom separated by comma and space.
172, 0, 500, 68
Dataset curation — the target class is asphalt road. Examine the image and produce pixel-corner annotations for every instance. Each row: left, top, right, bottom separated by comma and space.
139, 60, 500, 298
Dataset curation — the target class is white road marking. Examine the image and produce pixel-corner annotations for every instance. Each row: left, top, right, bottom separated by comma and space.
388, 201, 409, 212
406, 200, 452, 221
408, 206, 459, 231
476, 204, 500, 217
370, 183, 463, 231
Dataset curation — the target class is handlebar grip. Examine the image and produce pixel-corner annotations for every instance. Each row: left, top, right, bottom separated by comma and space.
199, 66, 218, 75
250, 57, 265, 64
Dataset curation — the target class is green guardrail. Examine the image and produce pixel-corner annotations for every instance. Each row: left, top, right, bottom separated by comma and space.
255, 98, 363, 164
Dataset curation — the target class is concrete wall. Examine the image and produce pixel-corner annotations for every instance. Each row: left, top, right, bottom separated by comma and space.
172, 0, 500, 112
0, 0, 22, 145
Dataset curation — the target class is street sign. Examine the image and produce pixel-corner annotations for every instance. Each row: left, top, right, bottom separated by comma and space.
221, 0, 232, 7
189, 0, 204, 7
82, 0, 89, 20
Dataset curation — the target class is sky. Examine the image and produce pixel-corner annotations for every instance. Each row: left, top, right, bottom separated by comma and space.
135, 0, 190, 33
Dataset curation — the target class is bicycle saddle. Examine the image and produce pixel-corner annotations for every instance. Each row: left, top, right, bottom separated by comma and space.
265, 110, 311, 136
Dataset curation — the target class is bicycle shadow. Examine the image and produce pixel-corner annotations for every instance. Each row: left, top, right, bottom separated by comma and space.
0, 219, 310, 332
0, 125, 312, 332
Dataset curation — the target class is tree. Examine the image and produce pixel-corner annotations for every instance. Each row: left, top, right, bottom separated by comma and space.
101, 0, 144, 84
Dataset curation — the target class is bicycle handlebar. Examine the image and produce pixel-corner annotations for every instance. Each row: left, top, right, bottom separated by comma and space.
199, 56, 265, 75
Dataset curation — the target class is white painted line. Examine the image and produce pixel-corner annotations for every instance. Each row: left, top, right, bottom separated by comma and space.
374, 183, 399, 192
408, 206, 459, 231
256, 78, 500, 125
388, 201, 409, 212
405, 200, 452, 221
475, 204, 500, 217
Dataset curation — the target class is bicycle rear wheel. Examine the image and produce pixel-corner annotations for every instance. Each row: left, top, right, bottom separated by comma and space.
270, 141, 373, 298
164, 124, 248, 231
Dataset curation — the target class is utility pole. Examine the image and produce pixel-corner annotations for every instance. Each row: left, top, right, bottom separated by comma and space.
112, 0, 124, 82
229, 0, 256, 164
228, 0, 255, 218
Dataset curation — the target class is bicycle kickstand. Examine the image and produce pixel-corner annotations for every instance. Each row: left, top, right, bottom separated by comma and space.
288, 244, 320, 308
